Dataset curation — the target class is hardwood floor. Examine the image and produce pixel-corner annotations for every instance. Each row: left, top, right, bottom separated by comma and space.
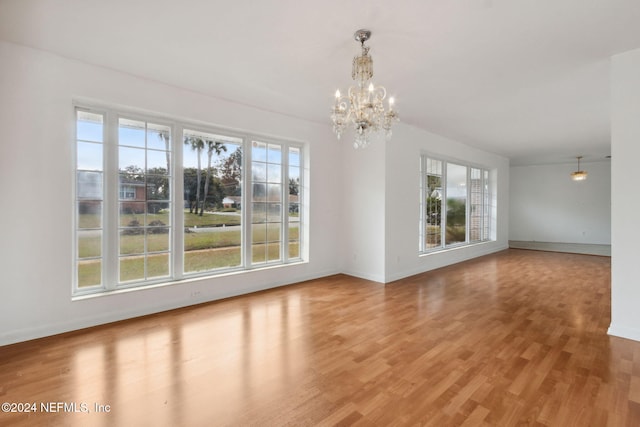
1, 249, 639, 426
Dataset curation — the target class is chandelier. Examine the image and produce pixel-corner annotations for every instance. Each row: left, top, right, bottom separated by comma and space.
570, 156, 588, 181
331, 29, 399, 149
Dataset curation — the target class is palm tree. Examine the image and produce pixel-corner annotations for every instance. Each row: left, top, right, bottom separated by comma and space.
158, 131, 170, 175
200, 141, 227, 215
184, 136, 205, 214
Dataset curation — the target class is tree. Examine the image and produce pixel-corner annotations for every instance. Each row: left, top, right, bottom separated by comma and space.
220, 147, 242, 197
200, 141, 227, 216
289, 177, 299, 196
120, 165, 144, 181
157, 130, 170, 175
184, 136, 205, 214
183, 168, 199, 213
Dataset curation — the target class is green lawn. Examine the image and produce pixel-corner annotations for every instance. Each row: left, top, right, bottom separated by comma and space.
77, 210, 301, 287
79, 210, 242, 229
78, 242, 299, 287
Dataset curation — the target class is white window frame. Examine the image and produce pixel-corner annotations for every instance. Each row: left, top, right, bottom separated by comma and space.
73, 102, 305, 296
419, 154, 492, 254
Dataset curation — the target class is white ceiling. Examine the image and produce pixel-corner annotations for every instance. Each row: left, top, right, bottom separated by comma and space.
2, 0, 640, 165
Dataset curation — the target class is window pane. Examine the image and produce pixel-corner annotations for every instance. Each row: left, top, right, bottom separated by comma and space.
253, 223, 267, 244
78, 230, 101, 258
184, 245, 241, 273
120, 202, 145, 219
115, 118, 173, 285
78, 260, 101, 288
77, 111, 103, 143
289, 146, 300, 167
289, 166, 300, 184
266, 223, 281, 242
146, 177, 170, 201
253, 183, 266, 199
119, 118, 146, 148
425, 159, 442, 249
78, 202, 102, 228
267, 184, 282, 203
252, 162, 266, 181
147, 253, 169, 279
252, 141, 267, 162
147, 150, 170, 172
252, 244, 267, 264
469, 167, 483, 242
119, 147, 145, 170
267, 242, 281, 262
446, 163, 467, 246
267, 144, 282, 163
289, 240, 300, 259
252, 203, 266, 223
77, 171, 103, 200
147, 124, 171, 150
148, 229, 169, 252
267, 163, 282, 183
288, 146, 301, 262
120, 231, 144, 255
120, 257, 145, 282
77, 142, 103, 171
267, 203, 282, 222
183, 130, 242, 274
289, 203, 300, 222
76, 109, 105, 292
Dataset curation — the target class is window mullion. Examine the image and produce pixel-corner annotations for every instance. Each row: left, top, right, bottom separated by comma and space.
440, 161, 447, 249
282, 144, 289, 263
419, 156, 425, 253
173, 125, 184, 280
466, 166, 470, 244
243, 138, 252, 268
481, 169, 486, 241
104, 112, 119, 290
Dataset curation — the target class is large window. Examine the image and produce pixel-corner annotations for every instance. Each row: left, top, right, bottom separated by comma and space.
182, 129, 243, 273
419, 155, 492, 253
74, 105, 305, 295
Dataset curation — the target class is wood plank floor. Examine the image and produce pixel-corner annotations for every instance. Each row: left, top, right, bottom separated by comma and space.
1, 249, 639, 426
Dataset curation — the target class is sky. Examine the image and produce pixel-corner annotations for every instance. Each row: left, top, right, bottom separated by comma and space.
76, 116, 300, 173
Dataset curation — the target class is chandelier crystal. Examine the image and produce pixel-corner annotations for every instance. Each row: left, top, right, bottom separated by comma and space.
331, 29, 399, 149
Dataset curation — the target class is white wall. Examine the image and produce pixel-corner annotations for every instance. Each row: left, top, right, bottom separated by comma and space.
0, 41, 342, 345
609, 47, 640, 342
510, 161, 611, 244
0, 40, 511, 345
384, 124, 510, 282
340, 135, 387, 282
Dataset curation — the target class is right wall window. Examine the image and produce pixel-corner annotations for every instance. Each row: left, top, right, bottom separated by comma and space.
420, 156, 492, 253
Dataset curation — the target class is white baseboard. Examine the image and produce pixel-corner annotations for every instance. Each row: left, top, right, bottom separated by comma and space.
509, 241, 611, 256
385, 243, 509, 283
0, 268, 341, 347
608, 324, 640, 343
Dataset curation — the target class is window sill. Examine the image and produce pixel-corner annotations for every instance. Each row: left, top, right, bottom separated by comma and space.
72, 259, 307, 301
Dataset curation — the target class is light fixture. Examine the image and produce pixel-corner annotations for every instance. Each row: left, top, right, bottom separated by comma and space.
331, 29, 399, 149
570, 156, 588, 181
